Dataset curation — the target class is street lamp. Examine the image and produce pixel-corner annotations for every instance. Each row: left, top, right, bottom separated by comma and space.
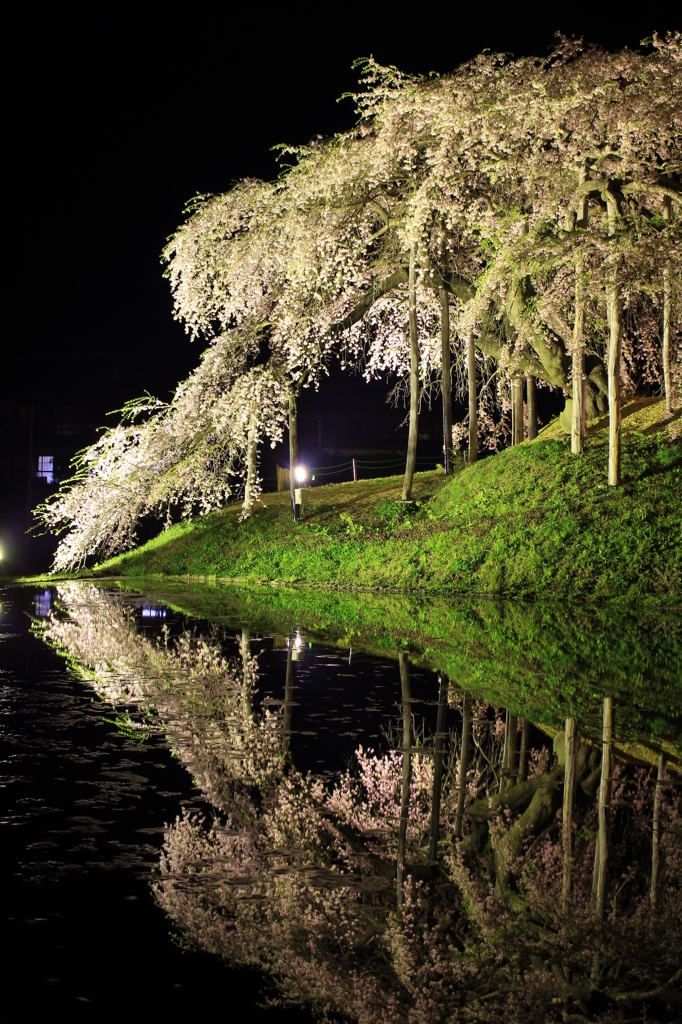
292, 465, 307, 522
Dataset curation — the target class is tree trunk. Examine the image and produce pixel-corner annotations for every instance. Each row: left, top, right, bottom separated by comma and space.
593, 697, 613, 919
283, 638, 295, 749
562, 718, 579, 912
572, 180, 589, 454
429, 672, 449, 862
512, 377, 524, 446
526, 373, 537, 440
663, 197, 673, 414
572, 265, 587, 455
454, 693, 472, 840
288, 392, 299, 521
241, 627, 252, 717
402, 247, 419, 501
500, 712, 518, 792
467, 331, 478, 465
651, 752, 666, 910
243, 406, 258, 515
605, 193, 622, 487
440, 288, 453, 475
518, 718, 531, 783
397, 653, 413, 908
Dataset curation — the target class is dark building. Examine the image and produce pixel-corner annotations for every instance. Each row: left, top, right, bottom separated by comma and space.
0, 347, 143, 575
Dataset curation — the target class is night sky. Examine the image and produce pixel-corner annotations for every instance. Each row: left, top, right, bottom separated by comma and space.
6, 7, 679, 408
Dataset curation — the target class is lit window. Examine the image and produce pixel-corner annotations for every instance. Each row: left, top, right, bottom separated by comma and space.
36, 455, 54, 484
34, 590, 52, 617
140, 605, 167, 618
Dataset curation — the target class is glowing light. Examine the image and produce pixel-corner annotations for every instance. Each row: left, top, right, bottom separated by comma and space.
140, 605, 167, 619
294, 465, 307, 483
34, 590, 52, 617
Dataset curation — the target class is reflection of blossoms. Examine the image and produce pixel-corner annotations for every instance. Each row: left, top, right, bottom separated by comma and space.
35, 583, 285, 803
33, 584, 682, 1022
159, 725, 682, 1023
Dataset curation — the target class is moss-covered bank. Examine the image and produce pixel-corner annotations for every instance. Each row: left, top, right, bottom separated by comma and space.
84, 399, 681, 598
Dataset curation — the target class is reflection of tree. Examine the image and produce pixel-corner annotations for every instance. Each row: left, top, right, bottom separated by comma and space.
158, 705, 682, 1022
35, 584, 286, 811
35, 585, 682, 1022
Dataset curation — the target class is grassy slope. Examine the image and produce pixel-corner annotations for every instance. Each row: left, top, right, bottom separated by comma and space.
89, 398, 681, 598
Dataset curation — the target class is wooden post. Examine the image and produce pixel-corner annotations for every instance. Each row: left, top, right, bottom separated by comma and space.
663, 197, 673, 414
467, 332, 477, 465
562, 718, 579, 912
429, 672, 449, 862
650, 753, 666, 910
352, 457, 357, 482
605, 191, 622, 487
441, 288, 453, 475
397, 653, 413, 909
402, 246, 419, 502
593, 698, 613, 918
518, 718, 531, 783
526, 374, 537, 440
454, 693, 472, 840
288, 393, 299, 521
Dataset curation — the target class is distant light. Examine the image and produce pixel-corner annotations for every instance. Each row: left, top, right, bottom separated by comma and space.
294, 465, 307, 483
0, 546, 3, 560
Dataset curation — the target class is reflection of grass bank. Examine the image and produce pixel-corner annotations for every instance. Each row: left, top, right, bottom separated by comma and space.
97, 577, 682, 760
85, 400, 680, 598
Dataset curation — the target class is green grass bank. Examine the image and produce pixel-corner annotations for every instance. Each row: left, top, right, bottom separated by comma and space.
85, 399, 681, 598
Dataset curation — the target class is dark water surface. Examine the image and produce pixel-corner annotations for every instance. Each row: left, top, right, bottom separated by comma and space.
1, 582, 681, 1023
0, 587, 315, 1020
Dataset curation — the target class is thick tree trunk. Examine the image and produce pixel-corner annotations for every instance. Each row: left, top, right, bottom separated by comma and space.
467, 331, 478, 464
663, 197, 674, 414
429, 672, 449, 862
605, 194, 622, 487
397, 653, 413, 908
454, 692, 472, 840
511, 377, 524, 446
440, 288, 453, 475
402, 247, 419, 501
651, 753, 666, 910
526, 374, 537, 440
288, 393, 299, 521
562, 718, 579, 912
593, 698, 613, 918
518, 718, 531, 782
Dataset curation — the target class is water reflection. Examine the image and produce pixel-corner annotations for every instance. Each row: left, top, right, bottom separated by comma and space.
35, 584, 682, 1022
34, 588, 52, 617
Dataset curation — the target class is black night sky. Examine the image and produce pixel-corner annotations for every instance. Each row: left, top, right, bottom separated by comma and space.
2, 5, 680, 568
